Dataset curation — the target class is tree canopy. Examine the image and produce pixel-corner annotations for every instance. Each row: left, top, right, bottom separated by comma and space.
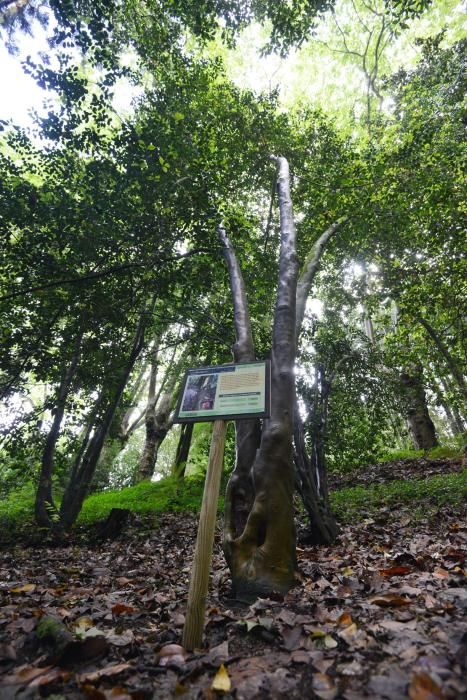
0, 0, 464, 548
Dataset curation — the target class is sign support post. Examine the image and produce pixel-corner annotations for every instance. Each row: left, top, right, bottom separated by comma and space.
182, 419, 227, 651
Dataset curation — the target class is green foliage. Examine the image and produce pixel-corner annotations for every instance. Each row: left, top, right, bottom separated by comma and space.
331, 469, 467, 522
377, 445, 462, 463
1, 0, 464, 532
0, 480, 36, 527
78, 476, 223, 523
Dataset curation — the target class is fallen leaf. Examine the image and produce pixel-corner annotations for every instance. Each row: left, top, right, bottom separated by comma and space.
211, 664, 231, 692
337, 612, 353, 627
337, 622, 358, 643
9, 583, 36, 594
369, 594, 411, 607
337, 660, 363, 675
157, 644, 186, 667
379, 566, 412, 577
0, 665, 54, 687
0, 642, 16, 660
78, 662, 132, 683
111, 603, 136, 617
408, 672, 445, 699
312, 672, 335, 690
291, 649, 314, 664
433, 568, 449, 579
105, 629, 135, 647
281, 625, 303, 651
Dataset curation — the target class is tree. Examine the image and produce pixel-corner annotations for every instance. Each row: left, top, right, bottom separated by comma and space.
222, 157, 298, 599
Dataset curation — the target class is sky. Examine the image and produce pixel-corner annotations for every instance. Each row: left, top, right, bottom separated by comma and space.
0, 24, 52, 127
0, 18, 139, 131
1, 0, 464, 133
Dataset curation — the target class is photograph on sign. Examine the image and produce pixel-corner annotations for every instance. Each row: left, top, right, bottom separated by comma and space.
174, 362, 270, 422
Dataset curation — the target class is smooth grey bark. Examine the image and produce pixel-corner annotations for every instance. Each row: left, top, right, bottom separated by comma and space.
221, 202, 344, 581
136, 340, 185, 483
295, 217, 347, 336
35, 331, 83, 528
428, 378, 464, 437
293, 219, 347, 544
59, 306, 148, 530
218, 223, 261, 539
439, 376, 465, 434
400, 365, 438, 450
224, 156, 298, 599
417, 316, 466, 400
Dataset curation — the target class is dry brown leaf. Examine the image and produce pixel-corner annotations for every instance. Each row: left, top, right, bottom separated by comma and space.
369, 594, 411, 607
337, 612, 353, 627
111, 603, 136, 616
433, 568, 449, 579
0, 665, 54, 687
157, 643, 187, 667
379, 566, 412, 577
78, 662, 132, 683
408, 672, 445, 699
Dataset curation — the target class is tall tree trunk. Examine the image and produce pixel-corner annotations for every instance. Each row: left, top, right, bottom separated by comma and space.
172, 422, 194, 480
400, 365, 438, 450
224, 157, 298, 600
293, 220, 345, 544
136, 394, 174, 482
295, 217, 347, 333
58, 307, 148, 530
218, 223, 261, 541
294, 361, 341, 544
439, 376, 466, 434
35, 332, 83, 528
136, 341, 185, 483
430, 380, 462, 437
417, 316, 466, 400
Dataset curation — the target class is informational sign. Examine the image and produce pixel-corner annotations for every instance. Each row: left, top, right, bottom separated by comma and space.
174, 361, 270, 422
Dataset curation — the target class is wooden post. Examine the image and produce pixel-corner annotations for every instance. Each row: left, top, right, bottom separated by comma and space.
182, 420, 227, 650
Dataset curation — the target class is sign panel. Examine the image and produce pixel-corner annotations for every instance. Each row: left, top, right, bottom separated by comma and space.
174, 361, 270, 423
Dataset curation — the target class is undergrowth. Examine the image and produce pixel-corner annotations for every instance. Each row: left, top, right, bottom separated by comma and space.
79, 476, 219, 524
376, 445, 461, 464
331, 470, 467, 523
0, 467, 465, 542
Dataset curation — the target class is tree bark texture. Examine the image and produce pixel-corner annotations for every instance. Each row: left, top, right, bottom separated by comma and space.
35, 331, 83, 528
293, 222, 346, 543
223, 157, 298, 600
295, 217, 347, 338
218, 223, 261, 539
136, 343, 185, 482
58, 306, 148, 530
417, 316, 466, 401
136, 393, 174, 482
439, 376, 465, 434
294, 363, 339, 545
172, 422, 194, 480
400, 366, 438, 450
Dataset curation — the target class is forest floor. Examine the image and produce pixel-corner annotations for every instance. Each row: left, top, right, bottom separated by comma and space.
0, 457, 466, 700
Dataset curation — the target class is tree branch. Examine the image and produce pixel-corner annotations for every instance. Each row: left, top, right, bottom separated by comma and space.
296, 216, 348, 339
0, 249, 211, 302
